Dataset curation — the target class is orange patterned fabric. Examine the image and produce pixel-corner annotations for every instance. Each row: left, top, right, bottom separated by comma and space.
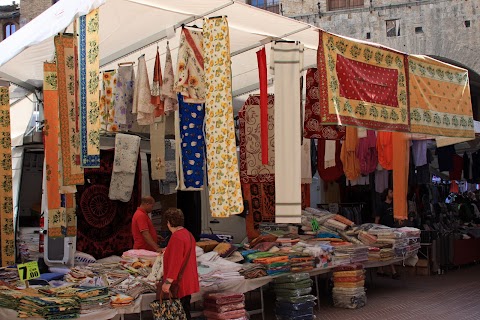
409, 55, 474, 138
392, 132, 409, 220
376, 131, 393, 170
317, 30, 409, 132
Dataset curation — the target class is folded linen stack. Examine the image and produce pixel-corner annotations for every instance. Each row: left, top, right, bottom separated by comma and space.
334, 244, 369, 264
273, 273, 316, 320
253, 255, 291, 276
203, 292, 248, 320
239, 263, 267, 279
17, 295, 80, 319
332, 264, 366, 309
289, 254, 316, 273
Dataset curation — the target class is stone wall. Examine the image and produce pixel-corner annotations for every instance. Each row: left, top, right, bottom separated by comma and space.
19, 0, 51, 26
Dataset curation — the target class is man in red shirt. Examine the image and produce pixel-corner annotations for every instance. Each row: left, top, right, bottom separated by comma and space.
131, 196, 161, 252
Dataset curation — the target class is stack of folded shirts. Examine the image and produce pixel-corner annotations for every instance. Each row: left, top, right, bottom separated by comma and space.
17, 295, 80, 319
203, 292, 248, 320
332, 264, 366, 309
253, 255, 290, 276
239, 263, 267, 279
273, 273, 316, 320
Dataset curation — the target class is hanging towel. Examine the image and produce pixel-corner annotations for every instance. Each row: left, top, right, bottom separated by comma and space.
65, 193, 77, 237
176, 94, 205, 190
150, 118, 166, 180
175, 28, 205, 103
256, 47, 269, 165
133, 55, 155, 125
203, 17, 243, 217
324, 140, 336, 169
100, 70, 117, 132
114, 65, 135, 130
141, 152, 151, 197
301, 139, 312, 184
161, 43, 178, 114
109, 133, 141, 202
376, 131, 393, 170
0, 85, 14, 266
356, 130, 378, 175
55, 34, 84, 186
392, 132, 409, 220
160, 139, 177, 194
79, 9, 101, 168
340, 127, 361, 181
271, 41, 304, 224
151, 49, 165, 117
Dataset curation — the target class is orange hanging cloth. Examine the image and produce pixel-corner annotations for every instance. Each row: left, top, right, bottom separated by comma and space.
340, 127, 361, 181
376, 131, 393, 170
392, 132, 409, 221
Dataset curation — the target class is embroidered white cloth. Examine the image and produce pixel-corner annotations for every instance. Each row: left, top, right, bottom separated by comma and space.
324, 140, 336, 169
161, 43, 178, 114
133, 55, 155, 125
109, 133, 140, 202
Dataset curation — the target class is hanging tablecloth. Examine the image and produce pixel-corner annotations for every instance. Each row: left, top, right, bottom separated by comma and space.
114, 65, 135, 130
150, 118, 166, 180
55, 34, 84, 186
109, 134, 141, 202
151, 49, 165, 117
133, 55, 155, 125
175, 28, 205, 103
271, 41, 304, 224
79, 9, 101, 167
303, 68, 346, 140
317, 30, 409, 132
203, 17, 243, 217
161, 43, 178, 114
408, 55, 474, 138
0, 85, 14, 266
340, 127, 361, 181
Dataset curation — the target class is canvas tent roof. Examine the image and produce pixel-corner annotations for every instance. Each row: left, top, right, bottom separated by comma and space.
0, 0, 325, 110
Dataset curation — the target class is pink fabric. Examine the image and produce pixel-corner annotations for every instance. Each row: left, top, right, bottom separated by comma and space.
356, 130, 378, 175
257, 48, 269, 165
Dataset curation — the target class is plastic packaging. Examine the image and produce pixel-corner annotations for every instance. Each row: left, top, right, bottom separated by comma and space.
204, 301, 245, 313
276, 314, 316, 320
276, 294, 317, 304
273, 273, 310, 284
203, 309, 247, 319
273, 279, 313, 289
276, 307, 314, 317
203, 292, 245, 305
275, 300, 316, 311
275, 287, 312, 297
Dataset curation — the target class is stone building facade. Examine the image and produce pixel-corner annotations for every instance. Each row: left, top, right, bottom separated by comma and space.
19, 0, 52, 26
0, 3, 19, 42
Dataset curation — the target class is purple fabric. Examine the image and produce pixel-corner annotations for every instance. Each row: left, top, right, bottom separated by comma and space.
375, 169, 389, 193
412, 140, 428, 167
356, 130, 378, 175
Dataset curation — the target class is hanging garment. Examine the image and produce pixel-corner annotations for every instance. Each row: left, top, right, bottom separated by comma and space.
463, 152, 471, 181
150, 118, 166, 180
409, 55, 474, 138
43, 62, 61, 210
411, 140, 428, 167
161, 43, 178, 114
203, 17, 243, 217
317, 139, 343, 182
175, 28, 205, 103
243, 182, 275, 240
114, 65, 135, 130
301, 184, 311, 209
311, 140, 317, 177
239, 95, 275, 184
65, 193, 77, 237
0, 85, 14, 266
303, 68, 346, 140
160, 139, 177, 195
100, 70, 117, 132
78, 10, 100, 168
449, 154, 463, 181
301, 139, 312, 184
151, 49, 165, 117
472, 151, 480, 182
324, 140, 336, 169
133, 55, 155, 125
140, 152, 151, 197
375, 169, 389, 194
77, 150, 141, 259
109, 134, 141, 202
271, 41, 304, 224
55, 34, 84, 186
317, 30, 409, 132
437, 145, 456, 172
356, 130, 377, 175
376, 131, 393, 170
257, 47, 269, 164
340, 127, 361, 181
175, 94, 205, 190
392, 132, 409, 220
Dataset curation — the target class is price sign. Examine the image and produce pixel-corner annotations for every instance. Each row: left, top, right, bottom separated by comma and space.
17, 261, 40, 281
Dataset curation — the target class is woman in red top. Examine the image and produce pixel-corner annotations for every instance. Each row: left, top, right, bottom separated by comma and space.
161, 208, 199, 319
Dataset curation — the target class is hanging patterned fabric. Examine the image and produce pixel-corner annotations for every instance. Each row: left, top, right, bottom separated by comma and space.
65, 193, 77, 237
114, 65, 135, 130
340, 126, 361, 181
43, 62, 61, 210
256, 47, 269, 164
161, 43, 178, 114
317, 30, 409, 132
0, 85, 14, 266
175, 27, 205, 103
55, 34, 84, 186
79, 9, 100, 168
408, 55, 474, 138
303, 68, 346, 140
317, 139, 343, 182
301, 139, 312, 184
271, 41, 303, 224
133, 55, 155, 125
150, 118, 166, 180
239, 94, 275, 184
100, 70, 117, 132
243, 182, 275, 240
151, 49, 165, 117
160, 139, 177, 194
203, 17, 243, 217
175, 94, 205, 190
109, 134, 141, 202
